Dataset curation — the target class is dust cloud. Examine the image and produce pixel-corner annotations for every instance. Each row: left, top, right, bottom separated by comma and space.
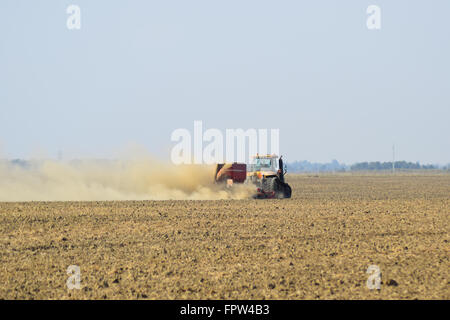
0, 159, 254, 201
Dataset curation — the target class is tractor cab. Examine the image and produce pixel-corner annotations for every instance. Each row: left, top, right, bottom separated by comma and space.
248, 154, 280, 179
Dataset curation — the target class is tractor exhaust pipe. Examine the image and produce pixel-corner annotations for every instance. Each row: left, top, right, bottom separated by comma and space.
278, 156, 285, 183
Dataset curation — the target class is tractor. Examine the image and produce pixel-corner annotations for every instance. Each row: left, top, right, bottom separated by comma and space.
214, 154, 292, 199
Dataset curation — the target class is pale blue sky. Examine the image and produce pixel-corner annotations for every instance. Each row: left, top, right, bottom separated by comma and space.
1, 0, 449, 163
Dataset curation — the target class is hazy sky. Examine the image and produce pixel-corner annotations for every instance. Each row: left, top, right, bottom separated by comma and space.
1, 0, 449, 164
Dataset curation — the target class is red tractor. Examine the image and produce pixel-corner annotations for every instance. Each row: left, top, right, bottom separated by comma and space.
214, 154, 292, 199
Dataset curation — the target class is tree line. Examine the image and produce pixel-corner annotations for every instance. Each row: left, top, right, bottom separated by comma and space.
349, 161, 436, 171
286, 160, 447, 173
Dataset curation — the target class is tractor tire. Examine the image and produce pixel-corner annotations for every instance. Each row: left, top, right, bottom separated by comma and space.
275, 190, 285, 199
283, 184, 292, 198
262, 177, 278, 193
261, 177, 291, 199
275, 181, 292, 199
263, 177, 287, 198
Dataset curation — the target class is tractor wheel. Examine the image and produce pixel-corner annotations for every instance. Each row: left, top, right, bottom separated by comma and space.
262, 177, 278, 193
283, 184, 292, 198
275, 190, 285, 199
264, 177, 288, 198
